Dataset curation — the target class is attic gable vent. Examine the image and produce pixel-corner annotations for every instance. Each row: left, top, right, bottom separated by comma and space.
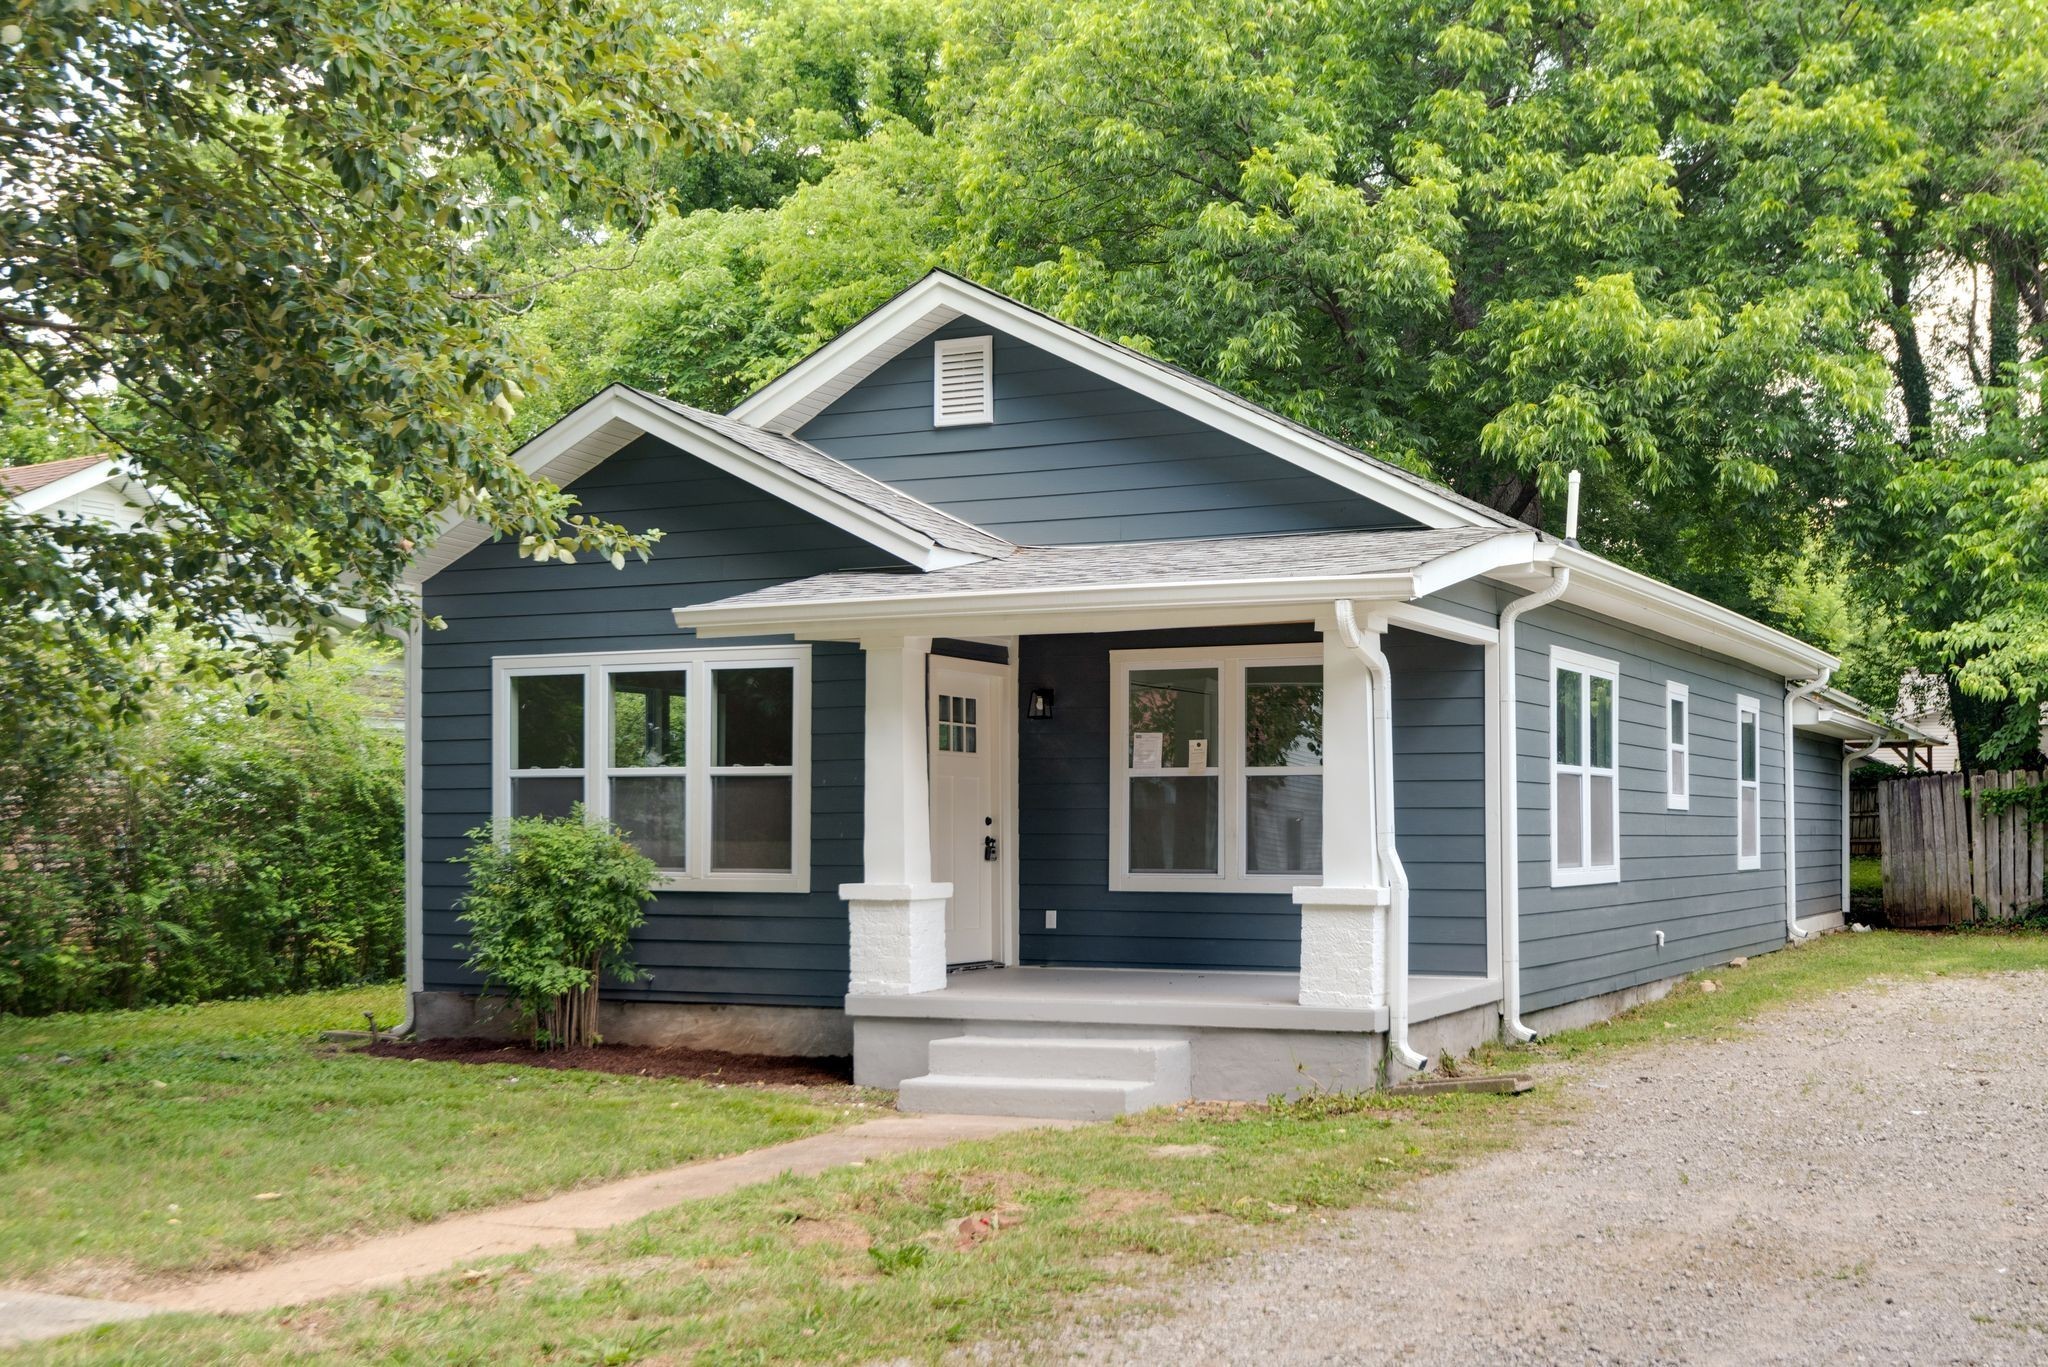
932, 335, 995, 427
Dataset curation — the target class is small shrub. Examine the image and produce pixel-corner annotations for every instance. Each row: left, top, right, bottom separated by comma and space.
456, 810, 656, 1048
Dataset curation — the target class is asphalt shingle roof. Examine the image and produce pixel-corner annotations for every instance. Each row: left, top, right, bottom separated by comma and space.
684, 526, 1511, 613
0, 454, 108, 498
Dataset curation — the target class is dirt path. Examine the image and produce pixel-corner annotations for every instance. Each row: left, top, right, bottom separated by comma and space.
1048, 972, 2048, 1365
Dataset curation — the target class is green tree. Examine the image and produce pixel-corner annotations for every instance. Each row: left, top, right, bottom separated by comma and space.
0, 0, 738, 735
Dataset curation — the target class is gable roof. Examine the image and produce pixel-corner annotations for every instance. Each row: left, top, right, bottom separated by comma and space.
729, 271, 1521, 534
0, 453, 110, 498
408, 385, 1013, 584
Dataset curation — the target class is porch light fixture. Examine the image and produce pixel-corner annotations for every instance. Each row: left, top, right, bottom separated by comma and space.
1028, 688, 1055, 720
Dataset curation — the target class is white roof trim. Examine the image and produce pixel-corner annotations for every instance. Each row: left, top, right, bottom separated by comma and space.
729, 272, 1510, 533
6, 458, 140, 516
1540, 543, 1839, 680
406, 386, 992, 585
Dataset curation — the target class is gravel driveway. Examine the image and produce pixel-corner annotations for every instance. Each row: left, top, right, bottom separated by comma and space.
1049, 971, 2048, 1365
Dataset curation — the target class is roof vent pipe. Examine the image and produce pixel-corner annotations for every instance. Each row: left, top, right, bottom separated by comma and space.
1563, 470, 1582, 547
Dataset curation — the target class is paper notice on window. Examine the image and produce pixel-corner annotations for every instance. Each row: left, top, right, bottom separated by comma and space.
1187, 738, 1208, 774
1132, 732, 1164, 770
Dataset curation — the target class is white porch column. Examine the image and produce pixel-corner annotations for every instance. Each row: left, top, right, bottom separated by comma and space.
1295, 615, 1391, 1011
841, 635, 952, 995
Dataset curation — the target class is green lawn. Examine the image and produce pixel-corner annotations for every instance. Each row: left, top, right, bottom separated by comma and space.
0, 986, 865, 1293
22, 929, 2048, 1365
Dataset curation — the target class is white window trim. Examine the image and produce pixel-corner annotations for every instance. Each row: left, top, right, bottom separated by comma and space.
932, 334, 995, 427
492, 644, 812, 894
1736, 692, 1762, 871
1109, 643, 1324, 894
1550, 645, 1622, 888
1666, 680, 1690, 811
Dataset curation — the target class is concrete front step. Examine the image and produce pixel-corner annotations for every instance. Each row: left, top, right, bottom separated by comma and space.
898, 1036, 1193, 1119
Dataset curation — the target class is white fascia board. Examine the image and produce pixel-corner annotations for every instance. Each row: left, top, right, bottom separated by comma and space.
8, 459, 123, 516
677, 571, 1417, 640
732, 274, 1502, 532
1550, 543, 1837, 680
1409, 531, 1538, 600
407, 386, 963, 587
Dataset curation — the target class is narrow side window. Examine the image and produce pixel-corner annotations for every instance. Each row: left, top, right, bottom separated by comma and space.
1736, 695, 1761, 870
1666, 681, 1689, 810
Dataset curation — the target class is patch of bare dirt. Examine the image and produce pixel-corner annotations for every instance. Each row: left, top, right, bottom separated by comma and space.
365, 1037, 852, 1089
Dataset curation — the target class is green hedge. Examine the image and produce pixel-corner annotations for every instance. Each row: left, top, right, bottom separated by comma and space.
0, 641, 403, 1015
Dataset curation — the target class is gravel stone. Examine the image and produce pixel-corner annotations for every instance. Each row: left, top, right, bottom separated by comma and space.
1044, 972, 2048, 1365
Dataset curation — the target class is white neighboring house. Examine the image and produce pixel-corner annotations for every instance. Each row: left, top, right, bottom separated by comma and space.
0, 453, 159, 528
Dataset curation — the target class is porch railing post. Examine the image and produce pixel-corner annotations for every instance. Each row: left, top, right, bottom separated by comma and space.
1295, 614, 1391, 1012
841, 635, 951, 995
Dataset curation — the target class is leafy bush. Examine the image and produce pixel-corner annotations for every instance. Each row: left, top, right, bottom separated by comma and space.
0, 640, 403, 1015
456, 810, 655, 1048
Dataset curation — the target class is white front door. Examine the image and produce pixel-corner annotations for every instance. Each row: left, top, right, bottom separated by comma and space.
930, 661, 1002, 966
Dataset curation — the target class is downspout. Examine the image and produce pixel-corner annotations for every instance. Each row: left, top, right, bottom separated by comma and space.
1841, 735, 1882, 926
386, 602, 423, 1041
1334, 600, 1429, 1073
1783, 672, 1834, 940
1498, 471, 1580, 1043
1497, 566, 1570, 1042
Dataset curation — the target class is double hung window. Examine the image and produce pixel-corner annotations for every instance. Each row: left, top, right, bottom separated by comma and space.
1112, 646, 1324, 892
1552, 647, 1621, 885
496, 647, 808, 892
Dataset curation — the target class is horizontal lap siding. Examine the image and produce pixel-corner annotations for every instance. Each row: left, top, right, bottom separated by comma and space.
1395, 632, 1488, 976
1795, 731, 1845, 921
1017, 625, 1317, 970
796, 322, 1418, 543
420, 434, 888, 1007
1016, 625, 1486, 973
1516, 604, 1790, 1012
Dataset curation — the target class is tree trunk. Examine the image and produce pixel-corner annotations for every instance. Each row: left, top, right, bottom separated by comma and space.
545, 953, 604, 1049
1885, 234, 1932, 446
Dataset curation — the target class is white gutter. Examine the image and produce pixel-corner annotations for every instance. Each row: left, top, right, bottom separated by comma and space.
1334, 600, 1429, 1073
1840, 736, 1882, 926
1783, 670, 1834, 940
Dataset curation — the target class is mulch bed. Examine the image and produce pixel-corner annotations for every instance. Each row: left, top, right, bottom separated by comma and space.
366, 1036, 854, 1088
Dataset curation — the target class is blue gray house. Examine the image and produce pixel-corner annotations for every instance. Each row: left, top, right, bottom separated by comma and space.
400, 271, 1902, 1117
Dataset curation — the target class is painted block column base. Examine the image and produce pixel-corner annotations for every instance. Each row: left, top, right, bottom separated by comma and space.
1293, 886, 1390, 1011
842, 882, 952, 996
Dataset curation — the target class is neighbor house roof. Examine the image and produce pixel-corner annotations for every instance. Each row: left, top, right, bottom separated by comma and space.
0, 454, 110, 498
677, 526, 1534, 635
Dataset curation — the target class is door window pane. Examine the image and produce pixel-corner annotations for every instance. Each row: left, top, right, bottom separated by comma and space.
1669, 696, 1685, 744
511, 774, 583, 820
1246, 774, 1322, 874
611, 776, 686, 868
715, 668, 794, 767
1129, 775, 1219, 872
1128, 668, 1217, 768
611, 671, 687, 767
1589, 675, 1614, 768
1245, 665, 1323, 767
1741, 715, 1758, 782
712, 775, 794, 871
1555, 669, 1583, 765
513, 674, 583, 769
1557, 771, 1584, 869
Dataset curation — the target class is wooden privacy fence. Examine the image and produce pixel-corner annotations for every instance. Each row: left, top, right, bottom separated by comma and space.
1849, 782, 1881, 859
1878, 770, 2047, 927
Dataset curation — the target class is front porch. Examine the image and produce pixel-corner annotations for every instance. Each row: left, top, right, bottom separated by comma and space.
674, 528, 1540, 1109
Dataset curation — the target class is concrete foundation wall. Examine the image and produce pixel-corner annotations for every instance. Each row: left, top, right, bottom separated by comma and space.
411, 991, 852, 1057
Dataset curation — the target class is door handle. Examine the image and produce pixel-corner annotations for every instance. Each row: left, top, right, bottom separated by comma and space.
983, 835, 999, 861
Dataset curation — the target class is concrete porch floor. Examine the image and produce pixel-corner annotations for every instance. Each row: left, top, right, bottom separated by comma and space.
846, 965, 1501, 1034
